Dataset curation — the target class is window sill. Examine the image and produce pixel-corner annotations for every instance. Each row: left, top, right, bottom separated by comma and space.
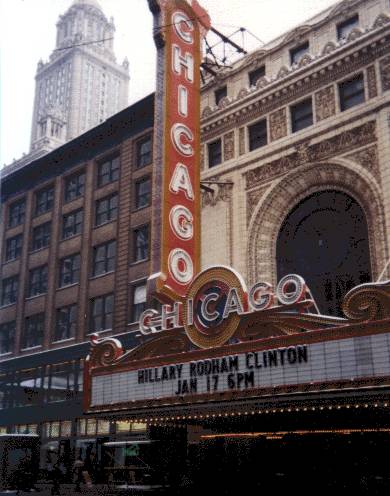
130, 258, 149, 266
52, 337, 75, 344
3, 257, 20, 265
25, 293, 47, 301
97, 179, 119, 189
61, 233, 82, 242
30, 246, 49, 255
133, 204, 150, 213
89, 270, 115, 280
0, 302, 17, 309
0, 351, 13, 357
94, 219, 117, 229
20, 345, 42, 352
64, 196, 84, 205
57, 282, 79, 291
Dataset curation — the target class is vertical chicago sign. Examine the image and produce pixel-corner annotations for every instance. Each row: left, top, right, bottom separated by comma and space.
148, 0, 210, 302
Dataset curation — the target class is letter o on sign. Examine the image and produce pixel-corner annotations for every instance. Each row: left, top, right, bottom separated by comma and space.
276, 274, 306, 305
168, 248, 194, 285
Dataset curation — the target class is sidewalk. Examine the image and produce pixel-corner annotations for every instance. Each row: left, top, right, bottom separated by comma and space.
14, 484, 115, 496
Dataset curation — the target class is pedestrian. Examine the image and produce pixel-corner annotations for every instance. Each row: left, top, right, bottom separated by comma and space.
72, 458, 84, 493
49, 462, 62, 495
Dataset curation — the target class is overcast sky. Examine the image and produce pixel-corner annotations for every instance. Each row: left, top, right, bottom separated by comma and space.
0, 0, 339, 167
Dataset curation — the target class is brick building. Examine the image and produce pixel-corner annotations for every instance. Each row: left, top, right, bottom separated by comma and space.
0, 94, 153, 472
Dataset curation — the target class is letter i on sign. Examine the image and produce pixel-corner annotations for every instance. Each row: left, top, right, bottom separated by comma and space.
147, 0, 211, 303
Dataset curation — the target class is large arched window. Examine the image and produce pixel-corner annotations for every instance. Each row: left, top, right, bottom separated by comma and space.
277, 190, 372, 316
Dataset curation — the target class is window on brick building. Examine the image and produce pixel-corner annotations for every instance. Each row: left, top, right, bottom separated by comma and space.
290, 41, 309, 65
339, 73, 365, 111
337, 15, 359, 40
97, 156, 120, 187
62, 210, 83, 239
249, 66, 265, 87
0, 321, 15, 354
215, 86, 227, 106
136, 136, 152, 168
35, 186, 54, 216
133, 226, 149, 262
64, 171, 85, 202
95, 194, 118, 226
248, 119, 267, 151
89, 293, 114, 332
22, 313, 44, 349
131, 283, 146, 323
28, 265, 48, 297
208, 139, 222, 168
92, 240, 116, 276
54, 304, 77, 341
59, 254, 81, 287
135, 177, 151, 209
291, 98, 313, 133
1, 276, 18, 306
5, 234, 23, 262
8, 199, 25, 228
32, 222, 51, 251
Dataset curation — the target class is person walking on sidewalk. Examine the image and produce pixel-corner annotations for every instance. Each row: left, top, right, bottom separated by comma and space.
72, 457, 84, 493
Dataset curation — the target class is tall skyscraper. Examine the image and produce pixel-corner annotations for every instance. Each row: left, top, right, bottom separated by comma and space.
29, 0, 129, 155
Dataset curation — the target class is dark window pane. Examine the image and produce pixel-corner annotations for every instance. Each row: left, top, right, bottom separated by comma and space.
55, 305, 77, 341
208, 139, 222, 168
337, 15, 359, 40
133, 226, 149, 262
249, 66, 265, 87
291, 98, 313, 133
5, 234, 23, 261
62, 210, 83, 239
136, 137, 152, 168
35, 187, 54, 216
8, 200, 25, 228
59, 254, 80, 287
248, 119, 267, 151
339, 74, 365, 111
215, 86, 227, 105
135, 177, 151, 209
28, 265, 48, 297
97, 156, 120, 186
93, 241, 116, 276
64, 172, 85, 202
1, 276, 18, 306
0, 321, 15, 354
32, 222, 51, 251
90, 294, 114, 332
290, 42, 309, 65
95, 194, 118, 226
22, 314, 44, 349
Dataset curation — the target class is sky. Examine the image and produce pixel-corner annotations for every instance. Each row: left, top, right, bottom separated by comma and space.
0, 0, 339, 168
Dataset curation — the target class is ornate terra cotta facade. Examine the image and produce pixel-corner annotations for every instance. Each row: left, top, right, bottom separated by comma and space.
199, 0, 390, 307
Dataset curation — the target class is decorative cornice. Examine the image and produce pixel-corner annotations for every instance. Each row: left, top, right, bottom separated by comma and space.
201, 177, 234, 207
201, 21, 390, 141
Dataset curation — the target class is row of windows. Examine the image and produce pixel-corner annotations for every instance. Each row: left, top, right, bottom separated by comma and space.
214, 15, 360, 102
0, 284, 146, 354
4, 181, 151, 263
208, 73, 365, 167
1, 227, 149, 307
6, 136, 152, 229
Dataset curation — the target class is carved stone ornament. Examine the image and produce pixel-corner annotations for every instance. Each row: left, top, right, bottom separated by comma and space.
366, 65, 378, 99
269, 107, 288, 142
315, 85, 336, 122
344, 145, 380, 181
372, 13, 390, 29
201, 179, 233, 207
200, 145, 205, 171
380, 55, 390, 92
223, 131, 235, 161
237, 88, 249, 100
256, 76, 270, 89
246, 185, 270, 225
277, 65, 290, 79
218, 96, 231, 110
239, 127, 246, 155
298, 53, 314, 68
321, 41, 337, 56
245, 121, 376, 188
202, 106, 213, 118
347, 27, 363, 42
